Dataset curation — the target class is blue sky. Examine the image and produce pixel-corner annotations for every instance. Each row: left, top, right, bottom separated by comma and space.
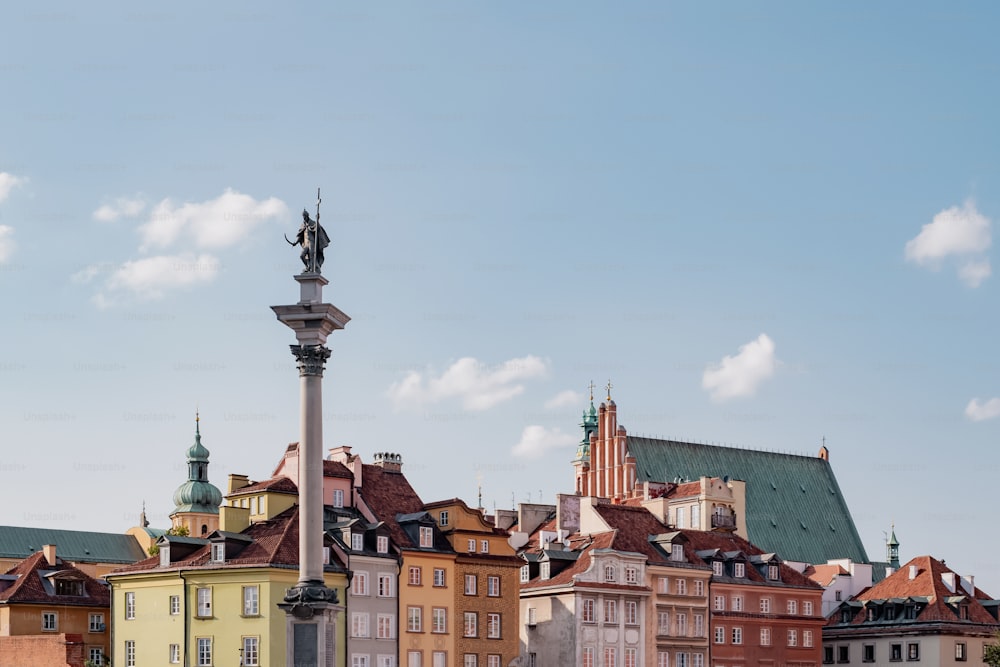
2, 3, 999, 590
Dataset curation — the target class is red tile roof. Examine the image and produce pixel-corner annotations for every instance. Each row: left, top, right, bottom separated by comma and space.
355, 465, 427, 549
229, 476, 298, 496
677, 529, 820, 589
804, 563, 848, 587
0, 552, 110, 607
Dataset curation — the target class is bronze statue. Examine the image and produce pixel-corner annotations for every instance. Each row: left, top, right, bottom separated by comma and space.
285, 190, 329, 273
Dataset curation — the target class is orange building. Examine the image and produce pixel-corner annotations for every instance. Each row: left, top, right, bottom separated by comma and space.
0, 545, 110, 666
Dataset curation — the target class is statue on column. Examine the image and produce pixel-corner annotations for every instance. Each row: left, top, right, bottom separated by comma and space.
285, 190, 329, 273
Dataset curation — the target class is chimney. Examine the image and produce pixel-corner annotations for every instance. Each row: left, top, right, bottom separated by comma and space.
327, 445, 353, 463
227, 473, 250, 494
961, 575, 975, 596
371, 451, 402, 473
908, 565, 918, 580
941, 572, 957, 593
885, 566, 895, 577
42, 544, 57, 566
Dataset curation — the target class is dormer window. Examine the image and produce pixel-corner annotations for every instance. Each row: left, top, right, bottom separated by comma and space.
352, 532, 364, 551
55, 580, 85, 596
768, 564, 779, 580
604, 564, 617, 583
841, 609, 852, 623
377, 535, 389, 554
671, 544, 684, 562
541, 562, 551, 580
712, 561, 724, 577
959, 604, 969, 620
734, 562, 745, 578
211, 543, 225, 563
904, 605, 917, 620
520, 565, 530, 583
625, 567, 638, 584
419, 526, 433, 548
866, 607, 876, 621
481, 540, 489, 554
159, 546, 171, 568
332, 489, 344, 508
439, 511, 449, 527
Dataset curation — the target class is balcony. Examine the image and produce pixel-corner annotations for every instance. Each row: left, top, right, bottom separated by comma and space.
711, 513, 736, 530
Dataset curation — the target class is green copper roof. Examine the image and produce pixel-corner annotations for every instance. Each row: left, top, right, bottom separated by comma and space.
627, 436, 869, 565
0, 526, 146, 564
172, 416, 222, 515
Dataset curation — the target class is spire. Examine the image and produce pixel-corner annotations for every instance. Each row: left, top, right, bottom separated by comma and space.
140, 500, 149, 528
887, 522, 900, 569
171, 413, 223, 519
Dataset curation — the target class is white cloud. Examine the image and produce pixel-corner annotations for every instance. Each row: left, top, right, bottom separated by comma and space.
965, 397, 1000, 422
387, 355, 549, 411
93, 195, 146, 222
544, 389, 584, 410
0, 226, 14, 263
905, 201, 992, 286
702, 334, 778, 402
511, 425, 577, 460
138, 188, 288, 250
101, 253, 221, 301
0, 172, 26, 202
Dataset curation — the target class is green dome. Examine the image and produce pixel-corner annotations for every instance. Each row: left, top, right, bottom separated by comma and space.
172, 415, 221, 515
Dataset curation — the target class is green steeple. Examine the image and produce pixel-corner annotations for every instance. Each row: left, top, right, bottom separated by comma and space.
887, 523, 900, 569
573, 383, 600, 463
171, 413, 223, 515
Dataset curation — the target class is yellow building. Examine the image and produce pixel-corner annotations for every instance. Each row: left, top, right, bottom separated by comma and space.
108, 506, 349, 667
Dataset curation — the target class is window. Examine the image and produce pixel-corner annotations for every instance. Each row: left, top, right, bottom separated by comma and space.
243, 636, 259, 666
676, 507, 685, 528
658, 611, 670, 635
714, 594, 725, 611
520, 565, 530, 583
481, 539, 489, 553
377, 535, 389, 553
428, 568, 444, 587
379, 573, 395, 597
89, 613, 104, 632
604, 564, 616, 582
439, 510, 449, 526
838, 645, 850, 663
125, 591, 136, 620
671, 544, 684, 561
250, 496, 258, 514
408, 652, 422, 667
604, 599, 617, 624
625, 600, 637, 624
419, 526, 433, 548
625, 648, 637, 667
658, 576, 669, 593
527, 607, 536, 626
42, 612, 57, 631
732, 627, 742, 645
841, 609, 852, 623
693, 614, 704, 636
690, 504, 700, 528
863, 644, 875, 663
694, 579, 704, 596
824, 646, 835, 664
243, 585, 259, 615
583, 648, 595, 667
582, 598, 595, 623
196, 587, 212, 617
955, 642, 967, 661
211, 543, 225, 562
468, 539, 476, 552
712, 561, 724, 576
464, 656, 477, 667
197, 637, 212, 666
692, 654, 704, 667
407, 606, 422, 632
487, 575, 500, 596
432, 653, 445, 667
676, 612, 687, 636
768, 564, 779, 580
676, 653, 688, 667
804, 600, 814, 616
891, 644, 902, 661
354, 657, 371, 667
761, 627, 771, 646
333, 489, 344, 507
353, 571, 369, 596
408, 566, 422, 586
465, 574, 477, 595
379, 657, 396, 667
432, 607, 447, 633
676, 578, 687, 595
836, 590, 843, 601
625, 566, 638, 584
89, 648, 103, 666
170, 643, 181, 663
788, 629, 797, 647
731, 595, 743, 611
907, 643, 920, 661
352, 532, 364, 551
804, 630, 814, 647
714, 626, 725, 643
160, 546, 171, 567
734, 562, 745, 578
657, 652, 669, 667
786, 599, 797, 615
464, 612, 478, 637
487, 612, 501, 638
760, 597, 771, 613
170, 594, 180, 615
125, 641, 136, 667
604, 647, 617, 667
352, 612, 371, 638
486, 653, 499, 667
378, 613, 396, 639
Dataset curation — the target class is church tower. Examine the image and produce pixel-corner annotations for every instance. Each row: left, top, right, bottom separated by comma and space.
170, 413, 223, 537
573, 382, 599, 495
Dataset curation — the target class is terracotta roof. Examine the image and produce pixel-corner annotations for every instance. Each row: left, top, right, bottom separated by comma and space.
677, 529, 820, 589
0, 552, 110, 607
671, 481, 702, 498
355, 465, 427, 549
831, 556, 998, 627
229, 476, 298, 496
804, 563, 849, 587
323, 460, 353, 479
522, 532, 614, 590
592, 503, 684, 566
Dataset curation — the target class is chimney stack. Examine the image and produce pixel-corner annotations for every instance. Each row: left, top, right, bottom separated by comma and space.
908, 565, 918, 580
42, 544, 56, 566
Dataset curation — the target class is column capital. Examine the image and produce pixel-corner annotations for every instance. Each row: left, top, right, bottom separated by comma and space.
291, 345, 331, 377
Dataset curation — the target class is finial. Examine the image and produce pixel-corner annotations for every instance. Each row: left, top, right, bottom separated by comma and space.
606, 379, 613, 401
195, 408, 201, 436
588, 380, 595, 402
476, 471, 484, 510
